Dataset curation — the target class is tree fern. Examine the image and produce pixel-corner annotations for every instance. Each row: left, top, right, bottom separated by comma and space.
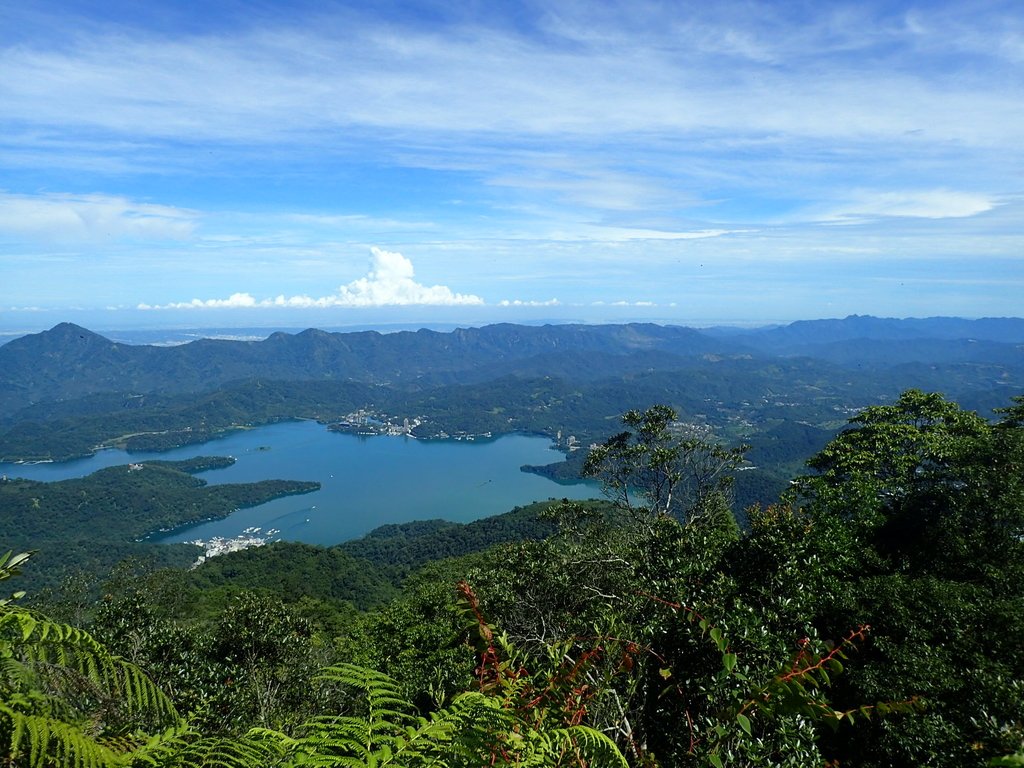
0, 552, 181, 768
2, 606, 179, 721
1, 705, 129, 768
443, 692, 629, 768
284, 663, 458, 767
130, 727, 285, 768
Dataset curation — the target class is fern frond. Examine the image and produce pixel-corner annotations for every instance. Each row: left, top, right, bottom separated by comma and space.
1, 704, 125, 768
539, 725, 631, 768
316, 664, 412, 714
1, 605, 180, 728
2, 604, 182, 768
283, 667, 494, 768
440, 693, 629, 768
131, 729, 288, 768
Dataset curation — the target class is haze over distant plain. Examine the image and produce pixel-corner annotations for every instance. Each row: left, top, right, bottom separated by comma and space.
1, 0, 1022, 332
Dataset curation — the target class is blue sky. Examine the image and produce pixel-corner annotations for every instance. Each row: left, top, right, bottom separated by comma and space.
1, 0, 1022, 332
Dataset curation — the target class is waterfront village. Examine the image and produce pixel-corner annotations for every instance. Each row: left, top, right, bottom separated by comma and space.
328, 409, 427, 437
328, 408, 494, 440
327, 408, 583, 451
187, 526, 281, 569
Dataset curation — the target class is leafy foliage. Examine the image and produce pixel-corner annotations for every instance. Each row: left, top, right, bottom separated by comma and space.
790, 390, 1024, 765
1, 459, 318, 594
0, 552, 181, 768
134, 661, 629, 768
583, 405, 747, 527
4, 390, 1024, 766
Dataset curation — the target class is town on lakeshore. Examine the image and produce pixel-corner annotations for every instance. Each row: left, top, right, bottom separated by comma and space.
329, 408, 497, 440
187, 526, 282, 568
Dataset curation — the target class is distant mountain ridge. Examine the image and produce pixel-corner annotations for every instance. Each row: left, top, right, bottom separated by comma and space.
705, 315, 1024, 349
1, 316, 1021, 425
0, 321, 727, 420
706, 315, 1024, 368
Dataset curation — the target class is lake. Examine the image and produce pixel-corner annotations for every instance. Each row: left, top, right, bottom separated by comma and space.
0, 421, 597, 545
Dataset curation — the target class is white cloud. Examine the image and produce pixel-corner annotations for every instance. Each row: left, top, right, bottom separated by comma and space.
139, 293, 258, 310
0, 192, 196, 241
3, 5, 1021, 149
139, 247, 483, 309
822, 189, 996, 222
586, 227, 733, 242
498, 298, 560, 307
329, 247, 483, 306
285, 213, 436, 231
488, 169, 681, 213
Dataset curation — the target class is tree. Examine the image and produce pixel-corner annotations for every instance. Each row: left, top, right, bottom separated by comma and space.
582, 405, 747, 530
789, 390, 1024, 766
792, 388, 1024, 578
458, 407, 886, 765
2, 548, 628, 768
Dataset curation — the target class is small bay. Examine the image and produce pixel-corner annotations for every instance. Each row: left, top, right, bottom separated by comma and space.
0, 421, 596, 545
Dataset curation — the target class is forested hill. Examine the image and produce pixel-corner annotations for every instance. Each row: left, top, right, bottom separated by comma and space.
0, 456, 320, 591
0, 321, 725, 418
3, 316, 1023, 423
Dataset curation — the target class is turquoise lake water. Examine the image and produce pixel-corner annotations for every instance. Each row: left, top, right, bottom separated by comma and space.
0, 421, 597, 545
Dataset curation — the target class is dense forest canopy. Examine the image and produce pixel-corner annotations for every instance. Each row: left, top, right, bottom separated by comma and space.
0, 458, 319, 593
1, 390, 1022, 766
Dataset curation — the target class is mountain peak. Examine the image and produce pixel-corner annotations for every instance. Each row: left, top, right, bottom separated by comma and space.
47, 322, 104, 339
3, 323, 111, 353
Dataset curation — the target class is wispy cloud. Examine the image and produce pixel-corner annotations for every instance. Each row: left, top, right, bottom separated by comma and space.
498, 299, 560, 307
1, 4, 1019, 251
821, 189, 996, 222
0, 193, 196, 241
2, 1, 1022, 323
3, 5, 1021, 148
139, 247, 483, 309
589, 300, 661, 307
581, 227, 734, 242
285, 213, 437, 232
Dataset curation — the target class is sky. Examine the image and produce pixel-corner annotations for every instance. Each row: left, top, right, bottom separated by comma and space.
1, 0, 1022, 333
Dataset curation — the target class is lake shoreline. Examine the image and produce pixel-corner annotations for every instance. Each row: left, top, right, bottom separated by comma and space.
1, 421, 596, 549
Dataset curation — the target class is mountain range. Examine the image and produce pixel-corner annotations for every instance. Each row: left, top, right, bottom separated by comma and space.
2, 316, 1022, 424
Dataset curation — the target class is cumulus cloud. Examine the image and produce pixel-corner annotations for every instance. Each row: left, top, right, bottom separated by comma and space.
139, 247, 484, 310
138, 293, 258, 310
330, 247, 482, 306
0, 192, 196, 241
